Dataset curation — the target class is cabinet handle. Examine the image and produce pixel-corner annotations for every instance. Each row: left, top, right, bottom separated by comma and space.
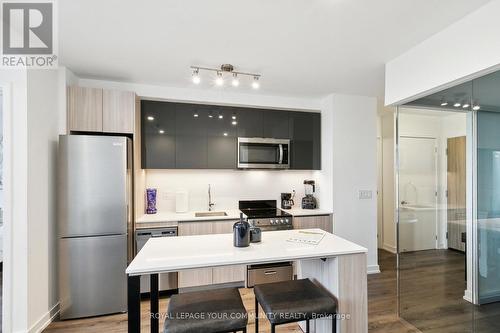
264, 270, 277, 275
278, 144, 283, 164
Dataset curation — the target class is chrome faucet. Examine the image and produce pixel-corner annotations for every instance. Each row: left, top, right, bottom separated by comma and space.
208, 184, 215, 211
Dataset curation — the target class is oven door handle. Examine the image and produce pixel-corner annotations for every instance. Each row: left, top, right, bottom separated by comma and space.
278, 144, 283, 164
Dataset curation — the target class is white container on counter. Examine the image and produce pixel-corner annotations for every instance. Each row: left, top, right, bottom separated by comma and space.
175, 190, 189, 213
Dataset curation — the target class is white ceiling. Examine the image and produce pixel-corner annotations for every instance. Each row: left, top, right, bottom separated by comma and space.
59, 0, 492, 99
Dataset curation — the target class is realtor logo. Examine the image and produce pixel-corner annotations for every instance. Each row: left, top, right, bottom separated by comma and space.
1, 1, 57, 67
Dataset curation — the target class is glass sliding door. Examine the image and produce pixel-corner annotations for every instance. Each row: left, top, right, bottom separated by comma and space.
396, 81, 475, 332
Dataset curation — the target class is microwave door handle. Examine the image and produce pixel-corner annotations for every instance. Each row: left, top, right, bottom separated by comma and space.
279, 144, 283, 164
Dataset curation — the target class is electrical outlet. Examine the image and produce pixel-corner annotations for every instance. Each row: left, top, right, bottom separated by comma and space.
359, 190, 373, 200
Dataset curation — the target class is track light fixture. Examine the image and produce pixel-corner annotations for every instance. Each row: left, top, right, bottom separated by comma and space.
190, 64, 261, 89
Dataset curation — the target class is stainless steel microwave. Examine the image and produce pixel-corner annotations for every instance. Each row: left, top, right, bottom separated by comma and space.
237, 137, 290, 169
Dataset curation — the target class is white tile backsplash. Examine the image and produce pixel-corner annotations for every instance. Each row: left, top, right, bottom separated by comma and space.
145, 169, 320, 213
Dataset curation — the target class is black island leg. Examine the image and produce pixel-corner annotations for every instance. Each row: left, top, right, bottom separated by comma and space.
128, 275, 141, 332
150, 274, 159, 332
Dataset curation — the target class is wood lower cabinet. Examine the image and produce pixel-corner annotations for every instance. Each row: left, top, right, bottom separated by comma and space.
292, 215, 333, 233
177, 220, 245, 288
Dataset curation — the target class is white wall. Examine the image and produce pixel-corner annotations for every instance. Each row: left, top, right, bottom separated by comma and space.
385, 0, 500, 105
323, 93, 379, 273
26, 69, 63, 332
78, 78, 320, 112
146, 170, 317, 213
0, 69, 29, 333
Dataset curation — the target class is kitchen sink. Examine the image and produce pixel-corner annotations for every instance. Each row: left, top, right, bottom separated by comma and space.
195, 211, 228, 217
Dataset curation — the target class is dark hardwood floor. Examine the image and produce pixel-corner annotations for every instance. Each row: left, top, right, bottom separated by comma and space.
44, 249, 500, 332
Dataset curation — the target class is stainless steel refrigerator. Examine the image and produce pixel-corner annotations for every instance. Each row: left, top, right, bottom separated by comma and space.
58, 135, 133, 319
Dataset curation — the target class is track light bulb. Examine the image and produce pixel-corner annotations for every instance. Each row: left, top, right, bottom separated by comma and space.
215, 72, 224, 86
473, 105, 481, 111
252, 76, 260, 89
192, 69, 200, 84
232, 74, 239, 87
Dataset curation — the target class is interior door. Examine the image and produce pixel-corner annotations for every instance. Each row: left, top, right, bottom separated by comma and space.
447, 136, 466, 252
398, 137, 438, 252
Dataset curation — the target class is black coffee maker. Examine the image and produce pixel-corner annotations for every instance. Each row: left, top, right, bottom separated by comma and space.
281, 191, 295, 209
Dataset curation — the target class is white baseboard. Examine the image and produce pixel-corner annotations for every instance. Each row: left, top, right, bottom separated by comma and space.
367, 264, 381, 274
463, 289, 473, 303
29, 303, 59, 333
382, 243, 397, 254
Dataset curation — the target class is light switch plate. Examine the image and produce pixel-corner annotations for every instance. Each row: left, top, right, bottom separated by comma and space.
359, 190, 373, 200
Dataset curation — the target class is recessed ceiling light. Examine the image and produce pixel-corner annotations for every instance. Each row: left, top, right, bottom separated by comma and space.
232, 121, 237, 125
147, 116, 155, 121
218, 114, 223, 119
193, 113, 199, 118
473, 105, 481, 111
252, 76, 260, 89
208, 113, 213, 118
158, 129, 165, 134
440, 102, 448, 106
454, 102, 461, 107
462, 103, 470, 108
232, 114, 237, 120
223, 132, 228, 136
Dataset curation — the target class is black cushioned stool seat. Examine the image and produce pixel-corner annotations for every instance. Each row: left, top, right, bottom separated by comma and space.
254, 279, 337, 333
164, 287, 248, 333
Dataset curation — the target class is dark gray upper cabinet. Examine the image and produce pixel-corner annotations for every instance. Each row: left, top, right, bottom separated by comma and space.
141, 101, 176, 169
206, 108, 237, 169
175, 103, 209, 168
141, 101, 320, 170
236, 108, 263, 138
263, 110, 289, 139
289, 112, 321, 170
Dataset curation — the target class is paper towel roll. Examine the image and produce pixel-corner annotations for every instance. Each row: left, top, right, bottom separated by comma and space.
176, 190, 189, 213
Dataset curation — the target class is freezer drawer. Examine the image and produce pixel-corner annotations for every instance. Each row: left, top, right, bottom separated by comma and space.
247, 262, 293, 287
59, 234, 127, 319
136, 228, 178, 293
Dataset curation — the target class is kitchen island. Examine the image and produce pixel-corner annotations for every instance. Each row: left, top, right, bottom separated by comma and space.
126, 229, 367, 333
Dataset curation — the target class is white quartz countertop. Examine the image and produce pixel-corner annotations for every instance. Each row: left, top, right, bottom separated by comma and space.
137, 208, 332, 224
126, 228, 366, 276
281, 208, 333, 216
136, 209, 243, 223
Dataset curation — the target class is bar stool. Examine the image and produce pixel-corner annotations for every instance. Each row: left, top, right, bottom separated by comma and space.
164, 287, 248, 333
254, 279, 337, 333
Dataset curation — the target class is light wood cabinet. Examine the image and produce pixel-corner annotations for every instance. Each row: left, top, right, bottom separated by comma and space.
178, 222, 214, 288
211, 220, 246, 285
68, 86, 135, 134
68, 86, 103, 132
177, 219, 244, 288
103, 90, 135, 133
292, 215, 333, 233
447, 136, 466, 252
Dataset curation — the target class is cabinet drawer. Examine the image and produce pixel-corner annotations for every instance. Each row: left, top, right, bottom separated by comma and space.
247, 263, 293, 287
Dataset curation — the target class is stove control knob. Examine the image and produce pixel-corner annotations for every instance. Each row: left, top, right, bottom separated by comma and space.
270, 219, 275, 225
285, 219, 289, 224
280, 219, 284, 224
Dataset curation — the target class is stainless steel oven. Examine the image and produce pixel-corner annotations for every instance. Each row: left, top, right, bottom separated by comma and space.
238, 137, 290, 169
